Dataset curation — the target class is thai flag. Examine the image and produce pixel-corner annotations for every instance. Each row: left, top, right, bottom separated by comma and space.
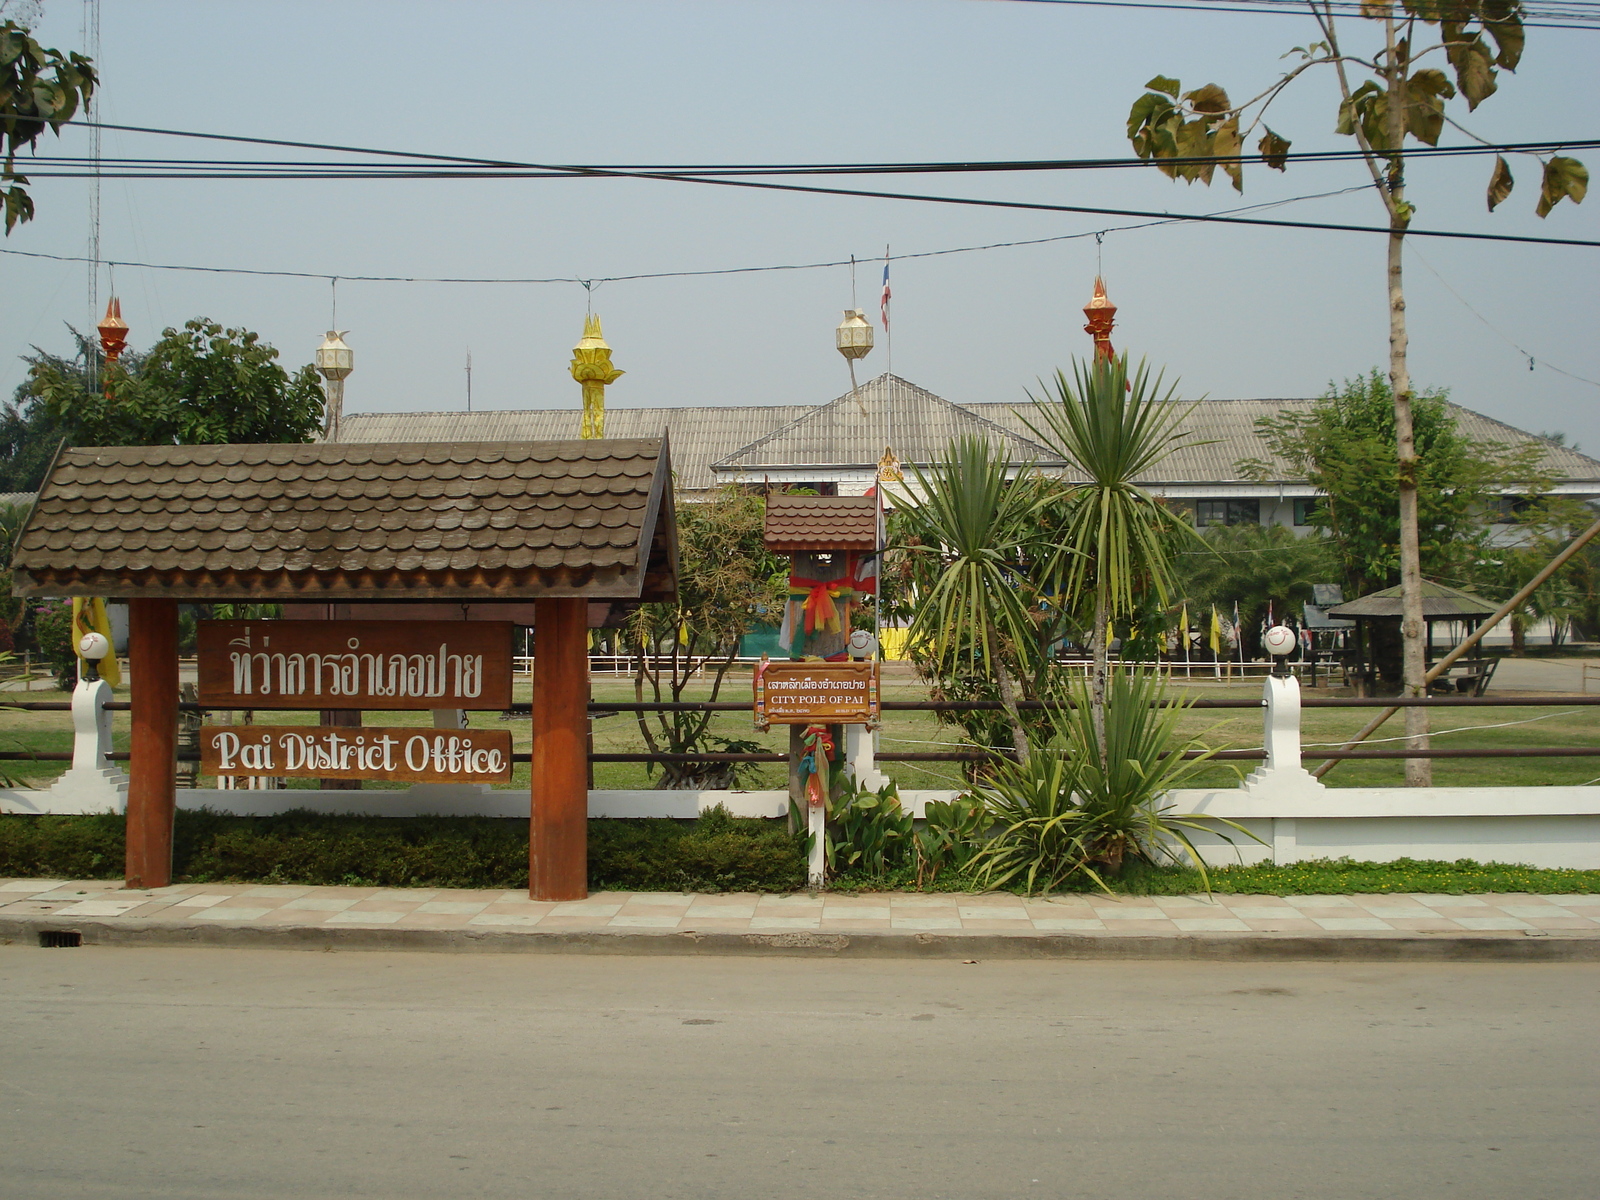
880, 256, 891, 330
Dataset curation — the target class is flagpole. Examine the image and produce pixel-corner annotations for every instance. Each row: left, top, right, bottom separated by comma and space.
882, 244, 891, 376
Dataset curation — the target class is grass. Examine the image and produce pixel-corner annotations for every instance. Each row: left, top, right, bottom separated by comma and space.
3, 666, 1597, 793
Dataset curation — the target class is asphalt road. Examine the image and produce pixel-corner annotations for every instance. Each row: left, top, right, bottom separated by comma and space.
3, 946, 1596, 1199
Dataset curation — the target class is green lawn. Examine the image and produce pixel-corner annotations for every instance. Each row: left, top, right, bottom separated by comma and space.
0, 667, 1595, 794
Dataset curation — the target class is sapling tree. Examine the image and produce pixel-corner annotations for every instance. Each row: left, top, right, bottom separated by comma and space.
1125, 0, 1586, 784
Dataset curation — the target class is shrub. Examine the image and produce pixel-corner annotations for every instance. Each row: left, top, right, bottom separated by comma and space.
0, 807, 805, 892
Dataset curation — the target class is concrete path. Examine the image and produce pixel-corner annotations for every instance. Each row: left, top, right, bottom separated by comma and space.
1486, 655, 1600, 693
4, 946, 1597, 1199
4, 878, 1597, 960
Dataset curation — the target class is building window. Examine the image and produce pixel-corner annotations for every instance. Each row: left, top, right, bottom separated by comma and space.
1196, 499, 1261, 527
1493, 495, 1533, 523
1292, 499, 1317, 527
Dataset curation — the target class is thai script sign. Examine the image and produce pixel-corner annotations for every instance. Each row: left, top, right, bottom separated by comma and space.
200, 725, 514, 784
197, 621, 514, 710
753, 658, 880, 729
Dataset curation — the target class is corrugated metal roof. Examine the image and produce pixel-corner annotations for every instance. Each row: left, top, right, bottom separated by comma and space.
339, 405, 809, 492
968, 398, 1600, 486
714, 374, 1060, 474
340, 383, 1600, 493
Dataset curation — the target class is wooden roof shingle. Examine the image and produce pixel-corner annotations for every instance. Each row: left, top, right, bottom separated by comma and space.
12, 438, 678, 602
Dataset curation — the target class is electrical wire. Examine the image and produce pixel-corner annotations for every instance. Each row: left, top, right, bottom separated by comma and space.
0, 186, 1375, 284
1405, 241, 1600, 389
1301, 707, 1582, 747
23, 120, 1600, 248
21, 136, 1600, 178
989, 0, 1600, 32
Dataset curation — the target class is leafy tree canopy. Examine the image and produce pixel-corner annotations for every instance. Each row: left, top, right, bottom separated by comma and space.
2, 319, 325, 490
1241, 370, 1548, 596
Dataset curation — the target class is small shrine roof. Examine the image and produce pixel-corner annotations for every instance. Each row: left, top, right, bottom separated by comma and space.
1325, 580, 1498, 620
763, 494, 879, 552
12, 438, 677, 602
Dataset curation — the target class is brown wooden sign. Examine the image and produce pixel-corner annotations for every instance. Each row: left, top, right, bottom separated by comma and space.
200, 725, 514, 784
753, 659, 880, 728
198, 621, 515, 710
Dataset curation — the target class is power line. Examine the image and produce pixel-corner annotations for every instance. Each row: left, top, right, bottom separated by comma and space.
1405, 241, 1600, 389
35, 119, 1600, 249
989, 0, 1600, 32
46, 119, 1600, 177
0, 186, 1373, 285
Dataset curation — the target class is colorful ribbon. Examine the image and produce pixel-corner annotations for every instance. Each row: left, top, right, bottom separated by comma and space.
797, 723, 834, 810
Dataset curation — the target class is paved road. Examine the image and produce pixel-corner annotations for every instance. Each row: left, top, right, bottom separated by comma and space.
3, 947, 1596, 1199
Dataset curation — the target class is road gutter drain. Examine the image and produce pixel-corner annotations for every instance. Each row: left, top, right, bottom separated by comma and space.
38, 930, 82, 948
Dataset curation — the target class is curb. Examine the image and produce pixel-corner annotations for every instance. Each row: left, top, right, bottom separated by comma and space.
4, 915, 1598, 962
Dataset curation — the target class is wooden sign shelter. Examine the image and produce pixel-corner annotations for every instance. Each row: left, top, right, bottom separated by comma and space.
12, 437, 678, 900
197, 620, 515, 709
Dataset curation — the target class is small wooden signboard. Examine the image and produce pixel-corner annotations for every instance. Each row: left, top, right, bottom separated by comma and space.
200, 725, 514, 784
197, 621, 515, 710
753, 658, 880, 729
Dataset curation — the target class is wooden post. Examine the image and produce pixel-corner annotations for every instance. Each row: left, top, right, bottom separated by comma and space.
530, 596, 589, 900
126, 598, 178, 889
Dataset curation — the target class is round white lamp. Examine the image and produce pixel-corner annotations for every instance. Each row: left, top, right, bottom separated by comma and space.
847, 629, 877, 660
1263, 624, 1296, 677
78, 630, 111, 682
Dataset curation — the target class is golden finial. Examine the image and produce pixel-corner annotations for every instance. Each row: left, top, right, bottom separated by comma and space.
570, 314, 623, 439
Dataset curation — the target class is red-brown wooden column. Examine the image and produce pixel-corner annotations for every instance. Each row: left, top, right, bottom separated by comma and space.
530, 597, 589, 900
126, 598, 178, 889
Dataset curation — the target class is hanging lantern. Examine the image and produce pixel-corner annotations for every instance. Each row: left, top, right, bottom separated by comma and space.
835, 309, 874, 361
96, 298, 129, 365
316, 330, 353, 441
316, 330, 354, 381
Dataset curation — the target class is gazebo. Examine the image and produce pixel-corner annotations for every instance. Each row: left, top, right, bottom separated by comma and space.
11, 437, 678, 899
1326, 580, 1499, 695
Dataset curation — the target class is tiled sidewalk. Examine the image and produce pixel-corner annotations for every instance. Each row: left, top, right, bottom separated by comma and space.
4, 877, 1599, 938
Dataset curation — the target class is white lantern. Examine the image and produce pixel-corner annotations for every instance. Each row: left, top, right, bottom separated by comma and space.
316, 330, 353, 381
835, 309, 874, 361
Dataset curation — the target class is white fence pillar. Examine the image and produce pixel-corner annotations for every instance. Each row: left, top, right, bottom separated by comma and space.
1238, 672, 1326, 800
0, 676, 128, 814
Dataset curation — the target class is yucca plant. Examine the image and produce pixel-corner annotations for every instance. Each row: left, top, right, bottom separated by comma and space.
971, 670, 1255, 894
1024, 356, 1206, 763
895, 435, 1056, 760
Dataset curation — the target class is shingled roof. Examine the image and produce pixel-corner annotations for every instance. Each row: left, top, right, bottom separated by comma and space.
763, 494, 879, 552
12, 438, 677, 602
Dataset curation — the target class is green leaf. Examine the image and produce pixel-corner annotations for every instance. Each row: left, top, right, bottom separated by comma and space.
1486, 154, 1514, 212
1213, 114, 1243, 192
1447, 35, 1498, 110
1537, 155, 1588, 218
1257, 126, 1291, 171
1182, 83, 1232, 114
1144, 75, 1181, 98
1404, 68, 1454, 146
1126, 91, 1174, 145
1482, 1, 1525, 69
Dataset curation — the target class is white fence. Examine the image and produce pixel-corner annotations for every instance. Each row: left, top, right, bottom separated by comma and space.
5, 672, 1600, 870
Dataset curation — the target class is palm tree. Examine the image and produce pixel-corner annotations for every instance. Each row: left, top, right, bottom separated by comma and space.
896, 435, 1051, 762
1024, 355, 1204, 762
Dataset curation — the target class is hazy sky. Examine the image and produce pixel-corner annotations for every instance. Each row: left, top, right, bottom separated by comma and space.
4, 0, 1597, 452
